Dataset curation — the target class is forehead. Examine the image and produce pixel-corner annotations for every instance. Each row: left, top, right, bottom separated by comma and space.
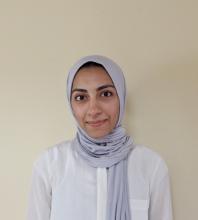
72, 66, 114, 89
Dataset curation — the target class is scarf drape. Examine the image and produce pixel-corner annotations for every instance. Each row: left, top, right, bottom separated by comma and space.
67, 55, 133, 220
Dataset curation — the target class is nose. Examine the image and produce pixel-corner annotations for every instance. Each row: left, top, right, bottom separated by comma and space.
87, 98, 102, 118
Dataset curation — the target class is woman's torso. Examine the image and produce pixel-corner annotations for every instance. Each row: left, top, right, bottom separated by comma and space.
33, 139, 168, 220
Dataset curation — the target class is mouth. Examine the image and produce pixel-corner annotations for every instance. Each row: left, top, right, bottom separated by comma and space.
86, 119, 108, 127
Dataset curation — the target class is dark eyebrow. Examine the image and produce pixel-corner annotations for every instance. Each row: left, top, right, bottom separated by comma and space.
96, 84, 115, 91
71, 84, 115, 94
71, 88, 88, 94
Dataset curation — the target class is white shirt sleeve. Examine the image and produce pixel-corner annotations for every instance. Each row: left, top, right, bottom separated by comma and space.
27, 162, 52, 220
149, 159, 173, 220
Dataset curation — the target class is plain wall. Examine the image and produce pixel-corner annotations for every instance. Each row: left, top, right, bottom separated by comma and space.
0, 0, 198, 219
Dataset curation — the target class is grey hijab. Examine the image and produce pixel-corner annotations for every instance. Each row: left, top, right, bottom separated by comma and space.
67, 55, 133, 220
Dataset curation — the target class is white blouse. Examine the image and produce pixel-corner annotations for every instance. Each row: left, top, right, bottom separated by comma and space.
27, 139, 173, 220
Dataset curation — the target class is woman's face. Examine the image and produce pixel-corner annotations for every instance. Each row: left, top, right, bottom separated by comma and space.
71, 66, 120, 139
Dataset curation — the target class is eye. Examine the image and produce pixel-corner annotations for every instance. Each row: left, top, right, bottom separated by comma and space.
101, 91, 113, 97
74, 94, 87, 101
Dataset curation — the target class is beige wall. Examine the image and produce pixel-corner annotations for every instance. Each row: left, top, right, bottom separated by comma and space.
0, 0, 197, 219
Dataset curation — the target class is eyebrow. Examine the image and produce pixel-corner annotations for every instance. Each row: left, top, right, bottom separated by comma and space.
71, 84, 115, 94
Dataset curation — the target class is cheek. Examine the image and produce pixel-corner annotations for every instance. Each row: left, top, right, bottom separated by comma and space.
71, 103, 84, 123
111, 100, 120, 124
104, 100, 119, 120
112, 107, 119, 121
72, 103, 94, 130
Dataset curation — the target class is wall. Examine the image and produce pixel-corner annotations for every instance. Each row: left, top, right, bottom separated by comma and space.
0, 0, 197, 219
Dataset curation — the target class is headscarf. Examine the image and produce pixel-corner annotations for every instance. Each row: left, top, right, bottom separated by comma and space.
67, 55, 133, 220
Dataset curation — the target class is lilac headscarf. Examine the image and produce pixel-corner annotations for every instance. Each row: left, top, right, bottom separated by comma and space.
67, 55, 133, 220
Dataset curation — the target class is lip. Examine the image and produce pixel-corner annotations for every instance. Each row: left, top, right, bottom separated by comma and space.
86, 119, 108, 127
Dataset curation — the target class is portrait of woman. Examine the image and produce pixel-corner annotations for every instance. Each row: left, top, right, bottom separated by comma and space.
27, 55, 173, 220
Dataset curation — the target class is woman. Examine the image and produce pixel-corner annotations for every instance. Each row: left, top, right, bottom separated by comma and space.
27, 55, 173, 220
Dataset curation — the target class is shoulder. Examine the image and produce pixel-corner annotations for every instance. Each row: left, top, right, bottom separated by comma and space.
32, 139, 74, 176
128, 144, 169, 183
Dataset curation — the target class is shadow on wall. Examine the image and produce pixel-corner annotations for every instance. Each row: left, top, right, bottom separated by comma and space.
124, 54, 198, 145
